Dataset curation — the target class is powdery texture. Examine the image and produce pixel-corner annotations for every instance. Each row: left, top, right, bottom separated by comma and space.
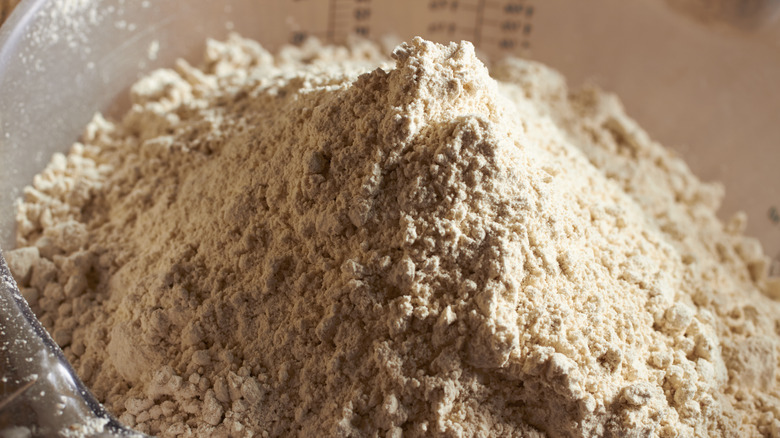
7, 35, 780, 437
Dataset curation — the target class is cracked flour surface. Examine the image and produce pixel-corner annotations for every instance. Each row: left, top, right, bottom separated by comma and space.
6, 35, 780, 437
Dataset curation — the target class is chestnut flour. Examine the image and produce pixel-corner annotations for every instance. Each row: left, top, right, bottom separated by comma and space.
6, 35, 780, 437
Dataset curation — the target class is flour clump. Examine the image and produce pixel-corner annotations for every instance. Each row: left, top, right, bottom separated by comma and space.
7, 34, 780, 437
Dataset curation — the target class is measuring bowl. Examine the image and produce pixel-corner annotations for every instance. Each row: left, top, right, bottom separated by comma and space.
0, 0, 778, 435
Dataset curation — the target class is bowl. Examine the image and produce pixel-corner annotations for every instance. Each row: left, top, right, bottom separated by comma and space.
0, 0, 778, 434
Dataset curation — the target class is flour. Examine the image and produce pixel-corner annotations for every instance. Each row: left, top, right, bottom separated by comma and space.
6, 34, 780, 437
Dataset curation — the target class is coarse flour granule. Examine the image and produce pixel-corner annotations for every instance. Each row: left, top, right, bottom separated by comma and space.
6, 35, 780, 437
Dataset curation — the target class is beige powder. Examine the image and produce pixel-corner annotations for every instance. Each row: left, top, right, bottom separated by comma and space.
6, 35, 780, 437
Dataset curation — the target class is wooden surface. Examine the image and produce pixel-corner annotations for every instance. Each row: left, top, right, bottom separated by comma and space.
0, 0, 20, 27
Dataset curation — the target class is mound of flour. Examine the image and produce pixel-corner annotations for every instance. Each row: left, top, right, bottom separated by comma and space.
7, 35, 780, 437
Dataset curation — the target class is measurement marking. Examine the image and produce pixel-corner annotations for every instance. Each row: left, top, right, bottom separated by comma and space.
504, 2, 523, 14
323, 0, 375, 43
